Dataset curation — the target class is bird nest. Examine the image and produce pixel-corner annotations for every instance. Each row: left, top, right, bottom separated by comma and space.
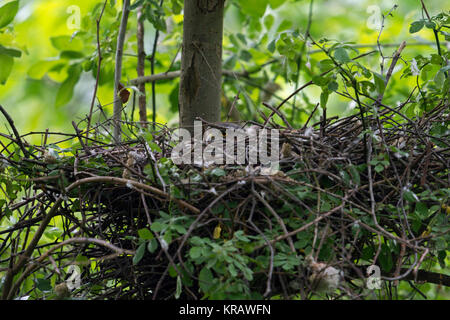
0, 102, 448, 300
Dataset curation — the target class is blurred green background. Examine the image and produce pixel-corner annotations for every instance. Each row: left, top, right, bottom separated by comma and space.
0, 0, 445, 142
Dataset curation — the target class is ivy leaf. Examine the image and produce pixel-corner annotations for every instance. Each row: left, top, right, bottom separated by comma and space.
0, 1, 19, 29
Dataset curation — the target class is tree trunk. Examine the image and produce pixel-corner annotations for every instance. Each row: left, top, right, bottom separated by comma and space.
179, 0, 225, 133
136, 7, 147, 128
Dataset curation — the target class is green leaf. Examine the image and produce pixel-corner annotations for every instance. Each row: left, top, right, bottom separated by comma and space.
425, 21, 436, 30
373, 72, 386, 96
0, 45, 21, 58
130, 0, 145, 10
170, 0, 182, 14
312, 75, 329, 87
133, 242, 146, 265
50, 35, 84, 51
198, 267, 214, 293
240, 0, 267, 17
0, 1, 19, 29
320, 90, 330, 109
28, 60, 61, 79
55, 64, 82, 107
189, 246, 202, 259
434, 68, 447, 88
60, 51, 84, 60
409, 20, 424, 33
210, 168, 226, 177
147, 238, 158, 253
269, 0, 284, 9
403, 189, 419, 203
148, 141, 162, 153
430, 54, 443, 65
415, 202, 428, 220
327, 80, 339, 92
145, 4, 167, 32
348, 165, 360, 186
334, 47, 351, 63
435, 238, 447, 251
318, 59, 335, 72
268, 37, 279, 53
150, 221, 166, 233
138, 228, 154, 240
0, 53, 14, 85
36, 278, 52, 292
264, 14, 275, 30
175, 275, 182, 299
228, 263, 238, 277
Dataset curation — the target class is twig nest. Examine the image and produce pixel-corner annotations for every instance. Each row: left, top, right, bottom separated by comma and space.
306, 255, 344, 293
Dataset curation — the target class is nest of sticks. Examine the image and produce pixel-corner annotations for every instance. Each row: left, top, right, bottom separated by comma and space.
0, 100, 448, 300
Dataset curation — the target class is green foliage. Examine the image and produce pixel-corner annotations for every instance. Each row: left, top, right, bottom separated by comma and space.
187, 232, 259, 299
0, 0, 20, 84
0, 1, 19, 29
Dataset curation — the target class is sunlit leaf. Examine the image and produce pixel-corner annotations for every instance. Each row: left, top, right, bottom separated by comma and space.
0, 1, 19, 29
0, 53, 14, 85
55, 64, 82, 107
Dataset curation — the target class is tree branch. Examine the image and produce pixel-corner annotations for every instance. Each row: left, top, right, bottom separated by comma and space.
113, 0, 131, 142
136, 7, 147, 128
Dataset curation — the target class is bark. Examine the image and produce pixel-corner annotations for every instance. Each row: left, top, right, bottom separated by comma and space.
113, 0, 130, 142
179, 0, 225, 133
137, 7, 147, 128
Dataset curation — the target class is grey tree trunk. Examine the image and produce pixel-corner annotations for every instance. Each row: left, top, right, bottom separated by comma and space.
179, 0, 225, 133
